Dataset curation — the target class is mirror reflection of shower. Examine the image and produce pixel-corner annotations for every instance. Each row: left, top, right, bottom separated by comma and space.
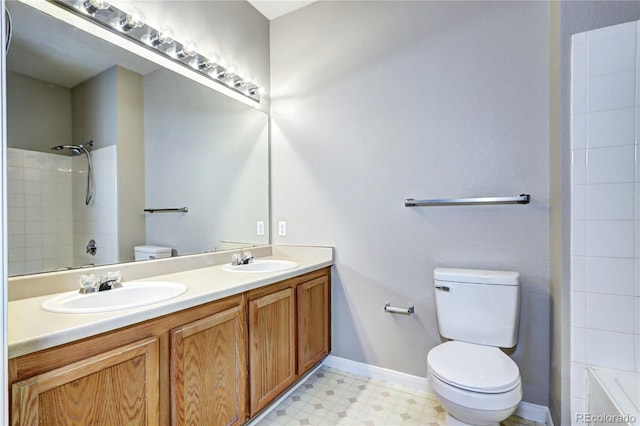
51, 140, 95, 205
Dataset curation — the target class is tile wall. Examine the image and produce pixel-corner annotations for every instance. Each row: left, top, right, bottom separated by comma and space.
8, 148, 74, 275
71, 145, 118, 267
570, 20, 640, 421
7, 146, 118, 275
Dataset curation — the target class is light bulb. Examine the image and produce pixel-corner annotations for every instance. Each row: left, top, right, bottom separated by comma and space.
150, 25, 175, 46
198, 53, 220, 70
119, 8, 145, 31
83, 0, 109, 15
176, 42, 198, 59
248, 85, 266, 96
226, 63, 237, 75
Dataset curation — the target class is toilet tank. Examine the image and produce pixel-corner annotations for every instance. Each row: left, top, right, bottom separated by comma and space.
433, 267, 520, 348
134, 245, 172, 261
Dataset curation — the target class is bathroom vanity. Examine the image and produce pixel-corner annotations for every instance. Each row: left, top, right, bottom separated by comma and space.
7, 246, 332, 425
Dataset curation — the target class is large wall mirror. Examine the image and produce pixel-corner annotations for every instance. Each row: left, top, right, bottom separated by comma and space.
6, 1, 270, 276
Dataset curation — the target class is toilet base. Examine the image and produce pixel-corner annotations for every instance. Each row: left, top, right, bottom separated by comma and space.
445, 412, 498, 426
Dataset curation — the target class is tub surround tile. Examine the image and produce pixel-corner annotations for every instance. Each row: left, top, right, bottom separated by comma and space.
587, 70, 635, 113
571, 256, 586, 292
587, 32, 636, 76
571, 24, 640, 404
585, 329, 636, 371
585, 220, 634, 258
586, 146, 635, 184
586, 257, 635, 296
585, 294, 635, 333
586, 183, 634, 221
571, 292, 586, 327
587, 108, 635, 149
571, 150, 586, 185
571, 327, 586, 363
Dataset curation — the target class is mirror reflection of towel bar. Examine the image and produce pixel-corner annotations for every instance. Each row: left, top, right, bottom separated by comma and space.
144, 207, 189, 213
404, 194, 530, 207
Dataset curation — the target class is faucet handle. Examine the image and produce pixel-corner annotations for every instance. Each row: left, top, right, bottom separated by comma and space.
231, 253, 243, 266
241, 251, 254, 264
79, 274, 98, 293
106, 270, 121, 284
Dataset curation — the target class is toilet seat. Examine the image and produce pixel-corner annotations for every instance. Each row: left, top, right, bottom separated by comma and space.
427, 341, 520, 393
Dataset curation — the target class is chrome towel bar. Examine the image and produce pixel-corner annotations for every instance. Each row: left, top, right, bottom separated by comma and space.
404, 194, 530, 207
144, 207, 189, 213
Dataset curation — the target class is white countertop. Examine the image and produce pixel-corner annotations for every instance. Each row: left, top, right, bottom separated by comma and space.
8, 245, 333, 359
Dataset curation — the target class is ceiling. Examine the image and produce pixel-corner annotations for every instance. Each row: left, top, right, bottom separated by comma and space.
247, 0, 317, 20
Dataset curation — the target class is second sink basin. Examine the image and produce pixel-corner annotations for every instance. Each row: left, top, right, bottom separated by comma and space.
41, 281, 187, 314
222, 259, 299, 273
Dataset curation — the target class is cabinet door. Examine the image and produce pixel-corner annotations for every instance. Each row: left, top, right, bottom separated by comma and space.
297, 275, 330, 375
170, 305, 247, 426
248, 287, 296, 415
11, 337, 160, 426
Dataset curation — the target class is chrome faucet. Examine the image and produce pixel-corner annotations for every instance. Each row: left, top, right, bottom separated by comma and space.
231, 250, 254, 266
78, 271, 122, 293
98, 272, 123, 292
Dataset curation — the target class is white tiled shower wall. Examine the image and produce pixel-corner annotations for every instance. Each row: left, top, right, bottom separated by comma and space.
570, 21, 640, 421
7, 146, 118, 275
8, 148, 73, 275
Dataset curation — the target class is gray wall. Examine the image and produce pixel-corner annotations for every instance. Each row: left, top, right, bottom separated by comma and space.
271, 1, 551, 406
554, 2, 640, 425
6, 71, 71, 152
144, 69, 269, 255
116, 67, 145, 263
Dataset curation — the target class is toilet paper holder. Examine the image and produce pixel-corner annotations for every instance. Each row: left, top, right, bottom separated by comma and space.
384, 302, 414, 315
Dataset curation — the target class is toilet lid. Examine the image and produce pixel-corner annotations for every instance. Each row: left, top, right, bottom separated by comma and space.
427, 341, 521, 393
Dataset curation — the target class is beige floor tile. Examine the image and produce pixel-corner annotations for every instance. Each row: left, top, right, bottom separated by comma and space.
256, 366, 547, 426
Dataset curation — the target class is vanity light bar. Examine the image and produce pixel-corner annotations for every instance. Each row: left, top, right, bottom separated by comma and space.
51, 0, 265, 103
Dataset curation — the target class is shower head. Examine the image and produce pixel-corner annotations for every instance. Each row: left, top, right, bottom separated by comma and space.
50, 140, 95, 205
50, 141, 93, 156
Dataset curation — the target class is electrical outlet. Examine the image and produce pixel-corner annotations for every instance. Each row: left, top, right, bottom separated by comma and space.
278, 221, 287, 236
256, 221, 265, 236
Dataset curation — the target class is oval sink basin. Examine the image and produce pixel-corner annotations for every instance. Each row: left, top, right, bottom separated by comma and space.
222, 259, 299, 273
41, 281, 187, 314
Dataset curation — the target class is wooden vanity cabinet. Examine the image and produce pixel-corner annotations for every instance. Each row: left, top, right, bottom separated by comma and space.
247, 268, 331, 415
297, 272, 330, 375
9, 267, 331, 425
9, 294, 247, 426
11, 337, 160, 425
170, 304, 247, 426
248, 285, 297, 414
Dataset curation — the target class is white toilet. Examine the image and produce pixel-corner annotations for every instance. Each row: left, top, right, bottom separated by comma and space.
427, 267, 522, 426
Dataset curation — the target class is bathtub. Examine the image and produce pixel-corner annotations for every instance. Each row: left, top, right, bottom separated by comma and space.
587, 367, 639, 426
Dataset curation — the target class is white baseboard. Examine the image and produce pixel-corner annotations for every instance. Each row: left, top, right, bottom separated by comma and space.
322, 354, 432, 394
324, 355, 554, 426
515, 401, 554, 426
